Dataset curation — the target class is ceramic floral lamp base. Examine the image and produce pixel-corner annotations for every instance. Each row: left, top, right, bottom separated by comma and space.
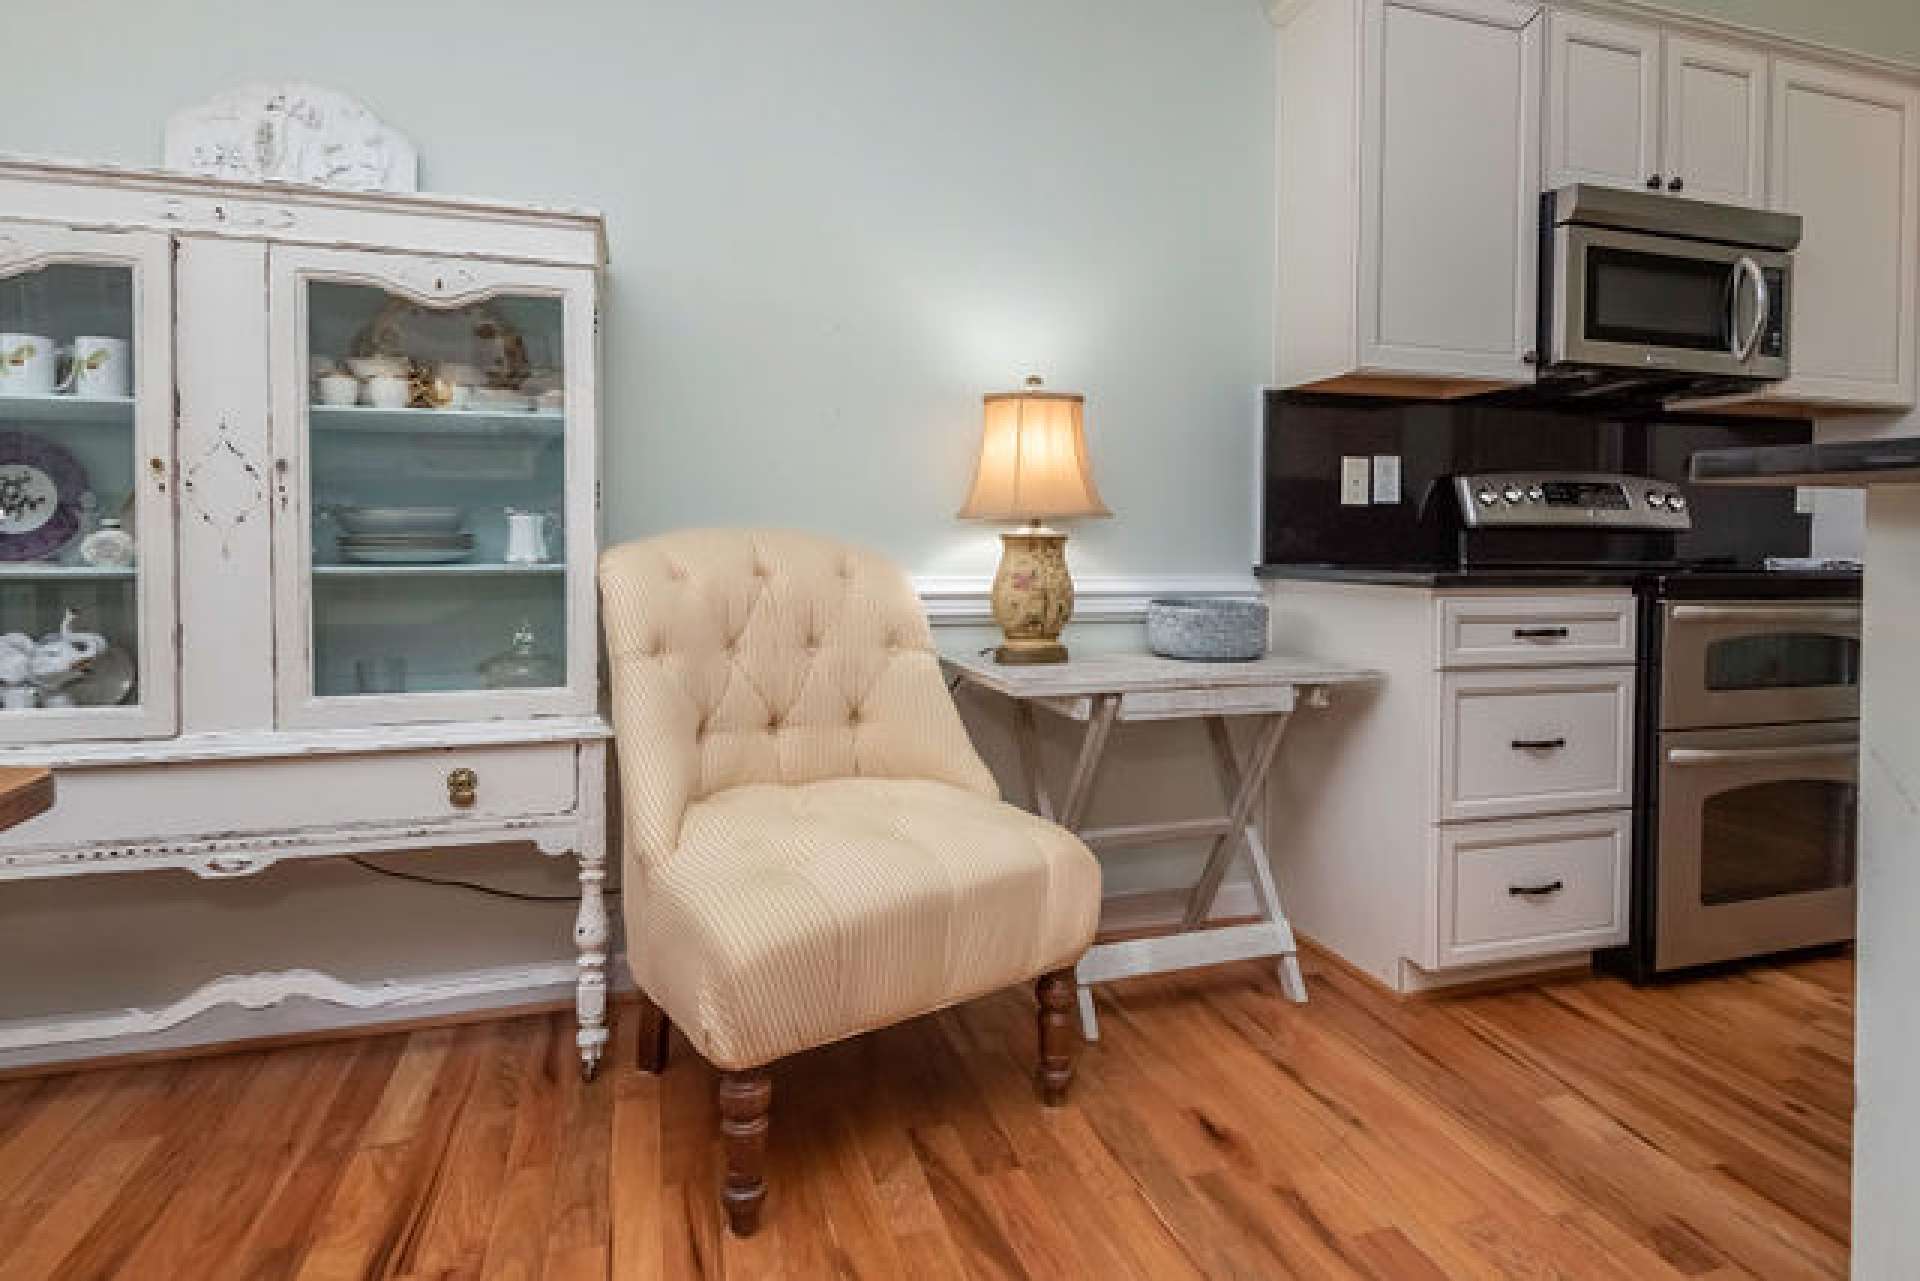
989, 526, 1074, 665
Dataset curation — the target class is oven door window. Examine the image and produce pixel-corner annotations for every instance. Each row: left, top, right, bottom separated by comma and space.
1700, 778, 1857, 905
1585, 247, 1732, 351
1704, 632, 1861, 693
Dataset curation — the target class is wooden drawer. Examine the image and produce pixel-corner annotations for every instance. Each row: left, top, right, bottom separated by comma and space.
0, 743, 578, 853
1439, 668, 1634, 820
1436, 811, 1629, 967
1436, 594, 1637, 669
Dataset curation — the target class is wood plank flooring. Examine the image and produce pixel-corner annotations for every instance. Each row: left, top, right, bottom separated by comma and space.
0, 949, 1852, 1279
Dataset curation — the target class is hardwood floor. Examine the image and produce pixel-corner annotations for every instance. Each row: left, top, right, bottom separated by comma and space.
0, 949, 1852, 1279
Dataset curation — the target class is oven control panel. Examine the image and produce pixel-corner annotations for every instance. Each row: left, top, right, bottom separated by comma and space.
1454, 472, 1693, 530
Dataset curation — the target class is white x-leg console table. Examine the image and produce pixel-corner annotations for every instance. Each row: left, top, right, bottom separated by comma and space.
944, 652, 1377, 1039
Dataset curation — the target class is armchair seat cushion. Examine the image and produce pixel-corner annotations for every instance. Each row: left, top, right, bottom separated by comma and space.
636, 777, 1100, 1070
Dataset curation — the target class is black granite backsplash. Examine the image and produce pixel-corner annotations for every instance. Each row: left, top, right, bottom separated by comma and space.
1260, 391, 1813, 570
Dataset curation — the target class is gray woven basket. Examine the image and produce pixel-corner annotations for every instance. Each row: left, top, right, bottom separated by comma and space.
1144, 597, 1269, 661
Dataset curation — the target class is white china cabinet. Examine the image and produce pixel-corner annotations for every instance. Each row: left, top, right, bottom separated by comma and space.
0, 155, 613, 1076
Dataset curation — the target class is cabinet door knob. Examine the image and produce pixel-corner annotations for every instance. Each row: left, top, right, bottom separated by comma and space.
1646, 173, 1663, 189
447, 767, 478, 808
1667, 176, 1684, 192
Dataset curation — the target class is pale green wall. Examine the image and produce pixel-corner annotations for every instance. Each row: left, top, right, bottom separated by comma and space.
0, 0, 1275, 583
2, 1, 1914, 584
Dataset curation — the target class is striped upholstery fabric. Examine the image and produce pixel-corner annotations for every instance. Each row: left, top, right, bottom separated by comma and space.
600, 529, 1101, 1070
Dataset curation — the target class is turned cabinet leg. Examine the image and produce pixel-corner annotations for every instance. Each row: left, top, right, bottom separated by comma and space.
1035, 968, 1077, 1106
636, 990, 671, 1074
573, 843, 611, 1082
718, 1069, 773, 1236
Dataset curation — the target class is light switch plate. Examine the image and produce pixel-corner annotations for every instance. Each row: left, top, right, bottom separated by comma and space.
1795, 486, 1816, 515
1340, 456, 1370, 506
1371, 454, 1402, 504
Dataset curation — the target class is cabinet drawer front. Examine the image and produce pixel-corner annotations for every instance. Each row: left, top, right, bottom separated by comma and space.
1440, 670, 1634, 820
0, 744, 578, 853
1440, 811, 1630, 966
1437, 595, 1637, 668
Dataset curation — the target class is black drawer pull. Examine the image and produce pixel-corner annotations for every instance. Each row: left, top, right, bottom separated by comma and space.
1511, 737, 1567, 751
1509, 880, 1565, 898
1512, 626, 1571, 640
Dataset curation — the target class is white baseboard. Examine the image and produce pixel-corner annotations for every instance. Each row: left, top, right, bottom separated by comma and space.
1, 882, 1265, 1071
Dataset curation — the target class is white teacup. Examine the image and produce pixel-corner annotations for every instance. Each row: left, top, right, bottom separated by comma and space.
365, 374, 411, 409
59, 336, 132, 400
315, 372, 360, 407
0, 333, 57, 395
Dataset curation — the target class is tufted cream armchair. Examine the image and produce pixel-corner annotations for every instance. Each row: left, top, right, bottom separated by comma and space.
598, 528, 1102, 1236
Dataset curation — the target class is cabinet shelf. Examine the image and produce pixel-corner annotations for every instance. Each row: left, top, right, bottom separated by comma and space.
0, 394, 134, 427
0, 563, 137, 581
313, 562, 566, 579
310, 406, 564, 438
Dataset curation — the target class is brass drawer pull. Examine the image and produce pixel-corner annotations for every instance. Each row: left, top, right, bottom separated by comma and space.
447, 768, 478, 808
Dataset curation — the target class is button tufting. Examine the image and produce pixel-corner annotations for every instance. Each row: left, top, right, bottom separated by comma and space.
666, 562, 688, 581
767, 712, 783, 731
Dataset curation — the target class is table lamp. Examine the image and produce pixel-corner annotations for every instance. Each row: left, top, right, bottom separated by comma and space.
957, 375, 1111, 664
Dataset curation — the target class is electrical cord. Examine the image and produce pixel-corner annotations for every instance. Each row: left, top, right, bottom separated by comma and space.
347, 854, 619, 904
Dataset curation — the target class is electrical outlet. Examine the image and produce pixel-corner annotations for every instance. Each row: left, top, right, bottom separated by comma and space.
1371, 454, 1402, 504
1340, 456, 1370, 506
1795, 486, 1817, 515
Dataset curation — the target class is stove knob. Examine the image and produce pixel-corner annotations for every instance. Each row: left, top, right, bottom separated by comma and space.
1476, 487, 1498, 507
1527, 486, 1544, 503
1644, 490, 1667, 509
1503, 485, 1524, 505
1666, 492, 1687, 512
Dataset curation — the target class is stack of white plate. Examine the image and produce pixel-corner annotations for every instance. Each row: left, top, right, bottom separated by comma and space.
336, 507, 473, 564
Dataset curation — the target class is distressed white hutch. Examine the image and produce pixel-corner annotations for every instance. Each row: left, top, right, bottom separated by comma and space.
0, 155, 612, 1076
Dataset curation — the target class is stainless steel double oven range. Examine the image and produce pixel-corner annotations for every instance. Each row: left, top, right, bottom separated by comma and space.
1623, 571, 1859, 979
1449, 471, 1860, 981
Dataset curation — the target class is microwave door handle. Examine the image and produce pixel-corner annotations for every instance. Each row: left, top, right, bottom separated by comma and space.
1730, 256, 1768, 362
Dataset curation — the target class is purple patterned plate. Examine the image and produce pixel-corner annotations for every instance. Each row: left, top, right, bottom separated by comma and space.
0, 431, 88, 562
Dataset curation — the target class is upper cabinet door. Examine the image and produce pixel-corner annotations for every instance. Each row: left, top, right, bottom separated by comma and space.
1769, 59, 1920, 407
1662, 35, 1768, 207
1360, 0, 1543, 382
268, 244, 600, 729
1546, 10, 1662, 193
0, 223, 177, 743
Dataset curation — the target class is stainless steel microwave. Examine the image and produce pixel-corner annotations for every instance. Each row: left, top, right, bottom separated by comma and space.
1538, 185, 1802, 394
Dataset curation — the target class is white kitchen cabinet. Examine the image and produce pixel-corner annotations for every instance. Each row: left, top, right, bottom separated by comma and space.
1663, 35, 1768, 206
1263, 583, 1636, 993
1545, 13, 1767, 207
1545, 10, 1661, 193
1768, 59, 1920, 407
1275, 0, 1543, 393
0, 156, 614, 1075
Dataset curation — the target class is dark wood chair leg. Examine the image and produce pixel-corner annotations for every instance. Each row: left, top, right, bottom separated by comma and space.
636, 991, 671, 1075
1035, 968, 1077, 1105
718, 1069, 772, 1236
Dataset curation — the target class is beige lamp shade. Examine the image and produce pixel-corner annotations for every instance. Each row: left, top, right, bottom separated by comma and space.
957, 377, 1112, 522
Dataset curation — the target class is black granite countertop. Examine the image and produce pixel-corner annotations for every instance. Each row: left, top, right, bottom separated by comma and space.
1255, 563, 1645, 588
1692, 436, 1920, 486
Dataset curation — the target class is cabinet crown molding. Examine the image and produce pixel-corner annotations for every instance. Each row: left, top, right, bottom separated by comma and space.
1266, 0, 1920, 83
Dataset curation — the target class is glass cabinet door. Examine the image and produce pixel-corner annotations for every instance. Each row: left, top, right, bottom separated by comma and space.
269, 246, 597, 728
0, 224, 176, 742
